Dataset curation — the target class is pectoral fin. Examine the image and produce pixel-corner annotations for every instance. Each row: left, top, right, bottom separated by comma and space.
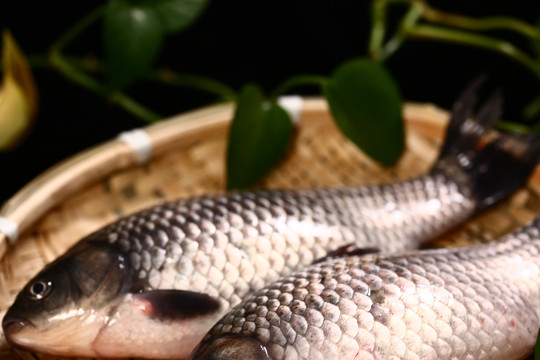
93, 290, 224, 358
313, 244, 379, 264
134, 290, 221, 320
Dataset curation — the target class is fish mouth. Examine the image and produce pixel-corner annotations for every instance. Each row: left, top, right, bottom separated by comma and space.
2, 314, 32, 342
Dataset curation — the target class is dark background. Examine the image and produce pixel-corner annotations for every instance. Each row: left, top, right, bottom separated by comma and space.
0, 0, 540, 202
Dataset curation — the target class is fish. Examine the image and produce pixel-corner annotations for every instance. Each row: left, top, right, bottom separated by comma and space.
3, 81, 540, 359
188, 216, 540, 360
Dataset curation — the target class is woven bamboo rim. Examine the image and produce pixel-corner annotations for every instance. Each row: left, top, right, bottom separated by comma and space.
1, 98, 540, 359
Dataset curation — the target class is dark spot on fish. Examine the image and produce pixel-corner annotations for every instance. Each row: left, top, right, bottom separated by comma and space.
305, 294, 324, 310
276, 306, 292, 322
363, 263, 380, 275
289, 300, 306, 314
322, 289, 340, 305
393, 266, 412, 280
267, 311, 280, 326
370, 290, 386, 304
369, 302, 390, 326
376, 260, 395, 270
136, 289, 221, 321
353, 282, 370, 296
379, 269, 398, 284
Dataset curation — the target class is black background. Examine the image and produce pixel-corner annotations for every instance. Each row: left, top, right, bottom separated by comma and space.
0, 0, 540, 202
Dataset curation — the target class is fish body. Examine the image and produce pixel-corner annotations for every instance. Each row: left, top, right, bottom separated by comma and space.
4, 82, 540, 359
3, 169, 476, 358
189, 218, 540, 360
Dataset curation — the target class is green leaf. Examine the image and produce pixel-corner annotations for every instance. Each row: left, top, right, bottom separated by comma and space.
227, 84, 294, 190
104, 0, 164, 90
138, 0, 210, 33
323, 58, 404, 165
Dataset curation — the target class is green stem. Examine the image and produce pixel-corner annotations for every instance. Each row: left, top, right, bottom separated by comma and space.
422, 4, 539, 39
378, 1, 425, 62
368, 0, 388, 59
155, 69, 237, 100
48, 4, 160, 123
270, 75, 328, 98
44, 54, 237, 101
51, 53, 160, 122
53, 5, 106, 52
407, 24, 540, 79
495, 120, 532, 134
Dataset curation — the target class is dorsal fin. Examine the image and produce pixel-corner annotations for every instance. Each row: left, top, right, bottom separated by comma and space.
313, 244, 379, 264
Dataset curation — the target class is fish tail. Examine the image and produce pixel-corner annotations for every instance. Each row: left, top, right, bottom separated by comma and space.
435, 78, 540, 212
468, 131, 540, 211
437, 76, 501, 161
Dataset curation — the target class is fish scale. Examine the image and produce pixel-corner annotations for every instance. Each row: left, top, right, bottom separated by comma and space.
192, 220, 540, 360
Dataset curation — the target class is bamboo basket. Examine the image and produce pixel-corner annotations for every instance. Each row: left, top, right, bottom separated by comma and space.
0, 98, 539, 360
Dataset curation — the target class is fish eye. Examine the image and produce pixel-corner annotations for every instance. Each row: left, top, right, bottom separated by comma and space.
28, 280, 52, 300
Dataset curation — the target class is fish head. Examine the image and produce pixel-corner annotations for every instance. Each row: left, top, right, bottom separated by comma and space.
188, 334, 271, 360
2, 241, 131, 357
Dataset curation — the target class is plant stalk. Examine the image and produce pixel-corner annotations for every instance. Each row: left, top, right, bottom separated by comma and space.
369, 0, 388, 59
53, 6, 106, 53
49, 5, 161, 123
378, 1, 425, 62
407, 24, 540, 79
156, 69, 237, 100
50, 53, 161, 122
422, 4, 539, 39
271, 75, 328, 98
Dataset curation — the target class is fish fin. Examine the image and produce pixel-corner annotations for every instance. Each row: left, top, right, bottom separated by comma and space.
313, 244, 379, 264
188, 334, 270, 360
468, 132, 540, 209
437, 75, 499, 160
134, 289, 221, 321
433, 78, 540, 212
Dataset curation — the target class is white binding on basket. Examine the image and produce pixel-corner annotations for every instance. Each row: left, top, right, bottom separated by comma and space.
278, 95, 304, 124
118, 129, 153, 164
0, 217, 19, 244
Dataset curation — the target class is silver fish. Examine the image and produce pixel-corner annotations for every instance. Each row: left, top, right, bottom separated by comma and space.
3, 83, 539, 359
188, 216, 540, 360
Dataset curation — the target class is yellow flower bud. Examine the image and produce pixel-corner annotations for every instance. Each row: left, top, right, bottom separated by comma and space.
0, 30, 38, 150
